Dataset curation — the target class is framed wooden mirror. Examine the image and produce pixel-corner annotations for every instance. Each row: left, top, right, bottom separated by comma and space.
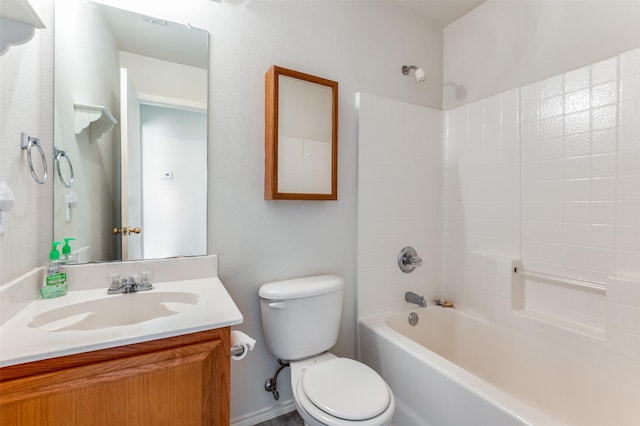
265, 66, 338, 200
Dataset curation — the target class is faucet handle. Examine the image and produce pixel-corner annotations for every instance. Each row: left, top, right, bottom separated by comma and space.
398, 247, 422, 273
107, 273, 121, 288
409, 255, 423, 266
138, 271, 153, 290
107, 273, 122, 294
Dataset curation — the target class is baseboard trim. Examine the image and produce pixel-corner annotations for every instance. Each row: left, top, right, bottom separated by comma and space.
231, 400, 297, 426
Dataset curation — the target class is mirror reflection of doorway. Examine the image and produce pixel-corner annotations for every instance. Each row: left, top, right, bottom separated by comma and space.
120, 68, 206, 260
139, 104, 207, 259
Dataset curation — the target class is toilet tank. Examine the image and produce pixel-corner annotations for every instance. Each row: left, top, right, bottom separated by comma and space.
259, 275, 344, 361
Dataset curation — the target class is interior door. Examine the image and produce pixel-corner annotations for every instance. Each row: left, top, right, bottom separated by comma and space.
119, 67, 142, 260
140, 105, 207, 259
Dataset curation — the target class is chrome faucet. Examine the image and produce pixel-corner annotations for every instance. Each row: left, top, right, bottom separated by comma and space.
107, 273, 153, 294
121, 276, 137, 293
405, 291, 427, 308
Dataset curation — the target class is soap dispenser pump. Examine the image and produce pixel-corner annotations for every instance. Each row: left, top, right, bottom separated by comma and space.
49, 241, 61, 262
62, 237, 77, 264
41, 242, 68, 298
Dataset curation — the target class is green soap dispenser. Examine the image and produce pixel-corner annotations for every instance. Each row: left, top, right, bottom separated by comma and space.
62, 237, 77, 264
41, 242, 68, 298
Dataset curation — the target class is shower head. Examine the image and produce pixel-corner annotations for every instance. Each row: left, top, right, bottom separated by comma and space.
402, 65, 427, 83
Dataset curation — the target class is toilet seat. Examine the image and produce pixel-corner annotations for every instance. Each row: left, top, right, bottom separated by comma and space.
295, 357, 393, 425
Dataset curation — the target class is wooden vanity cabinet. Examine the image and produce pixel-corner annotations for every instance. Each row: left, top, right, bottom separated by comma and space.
0, 327, 230, 425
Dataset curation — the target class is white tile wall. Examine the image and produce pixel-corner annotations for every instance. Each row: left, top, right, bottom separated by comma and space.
519, 52, 640, 284
607, 276, 640, 361
442, 90, 520, 314
615, 49, 640, 277
441, 49, 640, 360
356, 93, 443, 318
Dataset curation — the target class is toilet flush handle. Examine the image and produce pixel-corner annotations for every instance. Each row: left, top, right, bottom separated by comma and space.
268, 301, 286, 309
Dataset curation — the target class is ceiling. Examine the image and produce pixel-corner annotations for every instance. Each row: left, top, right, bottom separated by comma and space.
94, 0, 485, 70
391, 0, 486, 28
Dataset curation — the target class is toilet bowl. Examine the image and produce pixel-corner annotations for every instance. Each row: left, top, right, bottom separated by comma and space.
258, 275, 396, 426
291, 352, 395, 426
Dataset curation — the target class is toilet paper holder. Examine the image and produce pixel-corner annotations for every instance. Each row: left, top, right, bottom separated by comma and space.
230, 345, 246, 357
230, 330, 256, 360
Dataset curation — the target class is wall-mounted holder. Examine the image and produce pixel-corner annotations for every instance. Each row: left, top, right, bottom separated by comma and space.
0, 181, 15, 234
0, 0, 45, 55
54, 147, 74, 188
74, 103, 118, 139
65, 189, 78, 223
20, 132, 47, 184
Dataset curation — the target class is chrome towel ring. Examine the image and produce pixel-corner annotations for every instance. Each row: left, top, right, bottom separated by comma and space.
54, 147, 74, 188
20, 132, 48, 185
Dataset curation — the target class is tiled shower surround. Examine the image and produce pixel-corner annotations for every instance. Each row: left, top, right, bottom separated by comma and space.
520, 50, 640, 283
445, 48, 640, 359
358, 48, 640, 363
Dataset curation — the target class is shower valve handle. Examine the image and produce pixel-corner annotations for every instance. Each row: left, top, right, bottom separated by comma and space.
398, 247, 422, 273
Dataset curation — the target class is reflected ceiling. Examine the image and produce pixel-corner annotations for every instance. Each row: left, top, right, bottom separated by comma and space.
99, 4, 207, 68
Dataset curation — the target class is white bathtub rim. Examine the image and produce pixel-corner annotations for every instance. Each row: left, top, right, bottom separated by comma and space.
359, 308, 564, 426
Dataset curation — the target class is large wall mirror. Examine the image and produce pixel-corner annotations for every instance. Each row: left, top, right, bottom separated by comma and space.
53, 0, 209, 263
264, 66, 338, 200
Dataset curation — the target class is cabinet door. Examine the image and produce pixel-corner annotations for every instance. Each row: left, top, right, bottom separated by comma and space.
0, 339, 226, 425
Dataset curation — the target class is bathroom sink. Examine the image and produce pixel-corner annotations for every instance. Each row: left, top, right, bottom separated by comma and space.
28, 291, 200, 332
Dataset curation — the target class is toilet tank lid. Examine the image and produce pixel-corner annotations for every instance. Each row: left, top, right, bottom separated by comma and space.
259, 275, 344, 300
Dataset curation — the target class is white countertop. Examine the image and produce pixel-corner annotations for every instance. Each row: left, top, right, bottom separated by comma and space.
0, 277, 243, 368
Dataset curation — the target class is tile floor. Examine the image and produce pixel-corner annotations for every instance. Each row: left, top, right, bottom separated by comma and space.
254, 410, 304, 425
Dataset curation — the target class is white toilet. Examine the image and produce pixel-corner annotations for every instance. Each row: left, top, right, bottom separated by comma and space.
259, 275, 395, 426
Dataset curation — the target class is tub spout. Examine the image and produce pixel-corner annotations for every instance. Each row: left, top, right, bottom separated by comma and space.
405, 291, 426, 308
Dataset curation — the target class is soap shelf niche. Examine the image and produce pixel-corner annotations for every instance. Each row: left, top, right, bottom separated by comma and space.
74, 104, 118, 139
0, 0, 45, 55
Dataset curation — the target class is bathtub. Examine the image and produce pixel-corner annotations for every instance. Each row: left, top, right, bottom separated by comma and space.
358, 307, 640, 426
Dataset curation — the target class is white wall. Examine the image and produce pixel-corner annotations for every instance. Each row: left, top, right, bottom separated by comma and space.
443, 0, 640, 109
1, 0, 443, 422
357, 93, 443, 319
0, 0, 53, 284
205, 3, 442, 420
